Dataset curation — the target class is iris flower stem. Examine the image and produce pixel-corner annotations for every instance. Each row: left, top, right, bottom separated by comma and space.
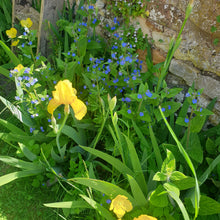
56, 111, 69, 158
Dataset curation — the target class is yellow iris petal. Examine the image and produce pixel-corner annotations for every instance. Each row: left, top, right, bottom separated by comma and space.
11, 39, 19, 46
133, 215, 157, 220
14, 64, 24, 72
53, 80, 76, 104
70, 98, 87, 120
47, 98, 61, 115
20, 18, 33, 28
109, 195, 133, 219
6, 28, 17, 38
47, 80, 87, 120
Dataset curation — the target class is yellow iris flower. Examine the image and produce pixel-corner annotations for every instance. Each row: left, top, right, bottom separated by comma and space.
47, 80, 87, 120
6, 28, 17, 39
11, 39, 19, 46
109, 195, 133, 220
20, 18, 33, 28
14, 64, 24, 72
133, 214, 157, 220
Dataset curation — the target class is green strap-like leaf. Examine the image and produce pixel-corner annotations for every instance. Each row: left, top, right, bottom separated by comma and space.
80, 146, 134, 177
18, 143, 37, 161
0, 96, 35, 127
159, 106, 200, 219
164, 182, 190, 220
0, 40, 20, 65
199, 154, 220, 185
0, 156, 43, 170
62, 125, 85, 145
68, 178, 135, 205
127, 175, 148, 207
0, 65, 13, 80
0, 118, 27, 136
0, 169, 44, 186
123, 135, 148, 195
44, 200, 91, 209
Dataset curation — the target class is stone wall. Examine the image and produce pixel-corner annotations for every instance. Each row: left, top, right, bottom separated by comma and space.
89, 0, 220, 124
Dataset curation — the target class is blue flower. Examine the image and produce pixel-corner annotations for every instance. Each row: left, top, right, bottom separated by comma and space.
21, 43, 25, 48
185, 92, 191, 97
199, 107, 203, 112
88, 39, 91, 43
41, 97, 45, 101
30, 127, 34, 133
48, 119, 51, 123
92, 18, 97, 24
125, 97, 131, 102
106, 199, 111, 204
111, 26, 116, 31
40, 126, 45, 132
139, 112, 144, 117
78, 61, 80, 64
78, 28, 81, 32
24, 68, 30, 73
88, 5, 94, 10
137, 94, 142, 99
146, 90, 152, 97
111, 53, 116, 58
23, 32, 27, 36
192, 99, 197, 104
15, 96, 20, 101
53, 80, 57, 84
72, 53, 76, 57
58, 113, 61, 119
185, 118, 189, 123
168, 105, 171, 110
28, 41, 32, 45
162, 107, 165, 112
120, 60, 125, 65
122, 42, 127, 47
83, 85, 87, 89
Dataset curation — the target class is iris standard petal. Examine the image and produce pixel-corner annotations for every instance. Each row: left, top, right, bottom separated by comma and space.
53, 80, 76, 104
47, 98, 61, 115
6, 28, 17, 38
70, 98, 87, 120
20, 18, 33, 28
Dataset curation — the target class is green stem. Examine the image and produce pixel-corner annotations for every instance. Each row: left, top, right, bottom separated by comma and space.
56, 112, 69, 158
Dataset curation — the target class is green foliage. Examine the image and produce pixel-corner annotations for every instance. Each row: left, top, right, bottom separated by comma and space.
106, 0, 147, 23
